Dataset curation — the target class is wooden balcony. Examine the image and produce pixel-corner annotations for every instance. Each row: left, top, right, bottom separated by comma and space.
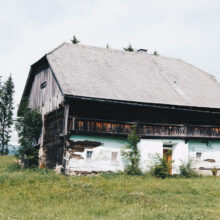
68, 118, 220, 139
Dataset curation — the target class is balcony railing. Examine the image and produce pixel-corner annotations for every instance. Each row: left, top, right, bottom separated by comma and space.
70, 118, 220, 138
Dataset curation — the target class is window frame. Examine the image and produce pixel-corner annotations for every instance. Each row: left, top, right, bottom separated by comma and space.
196, 152, 202, 160
86, 150, 93, 159
111, 152, 118, 161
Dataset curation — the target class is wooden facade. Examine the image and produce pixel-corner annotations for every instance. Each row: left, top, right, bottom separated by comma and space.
23, 57, 64, 115
43, 107, 65, 168
67, 98, 220, 139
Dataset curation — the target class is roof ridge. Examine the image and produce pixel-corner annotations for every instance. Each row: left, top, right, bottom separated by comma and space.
65, 42, 143, 56
63, 42, 178, 59
47, 42, 67, 55
46, 42, 183, 63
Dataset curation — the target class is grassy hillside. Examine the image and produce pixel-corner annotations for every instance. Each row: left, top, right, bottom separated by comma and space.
0, 156, 220, 220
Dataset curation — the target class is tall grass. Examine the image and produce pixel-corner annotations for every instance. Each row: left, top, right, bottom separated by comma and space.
0, 156, 220, 219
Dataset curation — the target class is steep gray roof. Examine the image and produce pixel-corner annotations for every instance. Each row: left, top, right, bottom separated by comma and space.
46, 43, 220, 109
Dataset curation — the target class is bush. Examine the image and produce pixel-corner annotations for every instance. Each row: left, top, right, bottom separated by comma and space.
15, 144, 40, 168
179, 160, 198, 178
124, 165, 142, 176
150, 154, 172, 179
211, 167, 218, 176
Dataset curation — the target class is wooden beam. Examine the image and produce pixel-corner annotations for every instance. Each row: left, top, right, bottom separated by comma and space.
63, 104, 69, 136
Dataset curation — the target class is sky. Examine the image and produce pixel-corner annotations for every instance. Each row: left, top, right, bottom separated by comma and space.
0, 0, 220, 144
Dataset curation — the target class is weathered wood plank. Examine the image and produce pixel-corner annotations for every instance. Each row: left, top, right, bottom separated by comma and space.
43, 108, 65, 168
28, 63, 64, 115
63, 104, 70, 136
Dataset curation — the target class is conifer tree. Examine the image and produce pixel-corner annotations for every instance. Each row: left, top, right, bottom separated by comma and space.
0, 74, 15, 155
71, 35, 80, 44
123, 44, 134, 52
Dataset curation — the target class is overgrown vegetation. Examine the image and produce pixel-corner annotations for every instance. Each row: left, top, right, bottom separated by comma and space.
179, 160, 198, 178
0, 74, 14, 155
15, 99, 42, 168
150, 154, 173, 179
0, 156, 220, 219
121, 125, 142, 175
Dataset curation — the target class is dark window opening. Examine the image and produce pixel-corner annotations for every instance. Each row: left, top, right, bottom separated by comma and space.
41, 81, 47, 89
196, 152, 202, 160
86, 150, 93, 159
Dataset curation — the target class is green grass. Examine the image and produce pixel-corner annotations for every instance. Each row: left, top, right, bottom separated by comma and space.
0, 156, 220, 220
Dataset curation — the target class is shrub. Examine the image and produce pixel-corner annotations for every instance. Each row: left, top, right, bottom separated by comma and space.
211, 167, 218, 176
121, 125, 142, 175
179, 160, 198, 178
150, 154, 172, 179
15, 144, 40, 168
124, 164, 142, 176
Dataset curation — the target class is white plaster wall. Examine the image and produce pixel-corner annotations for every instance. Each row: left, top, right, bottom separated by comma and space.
172, 142, 188, 174
69, 146, 123, 172
188, 141, 220, 176
138, 139, 188, 174
68, 135, 127, 173
67, 135, 220, 175
138, 139, 163, 171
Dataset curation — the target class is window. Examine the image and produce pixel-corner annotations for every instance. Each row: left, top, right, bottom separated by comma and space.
112, 152, 118, 161
86, 150, 93, 159
196, 152, 202, 160
40, 81, 47, 89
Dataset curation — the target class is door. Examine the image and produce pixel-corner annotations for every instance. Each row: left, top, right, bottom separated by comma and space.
163, 147, 172, 175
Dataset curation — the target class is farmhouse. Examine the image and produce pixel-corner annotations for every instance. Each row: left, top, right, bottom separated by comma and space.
20, 43, 220, 175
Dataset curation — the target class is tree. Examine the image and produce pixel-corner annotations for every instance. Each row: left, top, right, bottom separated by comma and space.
15, 99, 42, 167
153, 51, 159, 56
71, 35, 80, 44
0, 74, 14, 155
106, 44, 110, 49
121, 125, 142, 175
124, 44, 134, 52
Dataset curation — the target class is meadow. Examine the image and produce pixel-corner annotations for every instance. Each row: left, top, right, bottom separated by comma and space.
0, 156, 219, 220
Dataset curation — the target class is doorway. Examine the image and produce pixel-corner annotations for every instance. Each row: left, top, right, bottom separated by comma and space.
163, 144, 172, 174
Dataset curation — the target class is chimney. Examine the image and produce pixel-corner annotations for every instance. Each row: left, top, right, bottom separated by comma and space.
137, 49, 148, 53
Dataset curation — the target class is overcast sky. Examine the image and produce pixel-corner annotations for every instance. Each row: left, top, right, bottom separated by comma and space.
0, 0, 220, 144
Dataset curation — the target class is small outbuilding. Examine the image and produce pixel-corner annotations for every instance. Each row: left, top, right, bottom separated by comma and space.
20, 43, 220, 175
